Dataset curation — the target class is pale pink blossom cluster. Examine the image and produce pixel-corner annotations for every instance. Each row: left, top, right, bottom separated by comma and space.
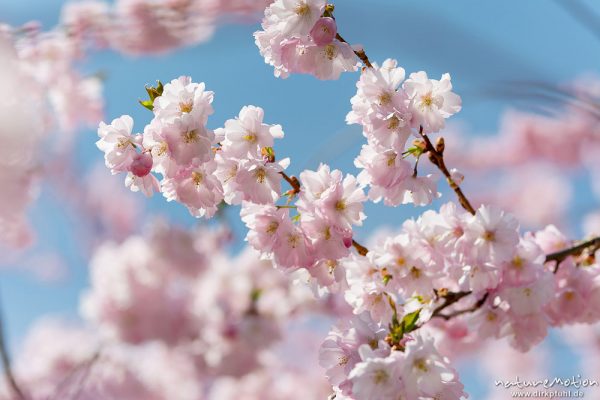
0, 0, 278, 249
82, 1, 600, 399
62, 0, 273, 55
241, 163, 366, 270
94, 72, 600, 400
97, 77, 295, 219
0, 24, 103, 248
0, 222, 331, 399
349, 59, 462, 207
254, 0, 359, 79
319, 313, 465, 399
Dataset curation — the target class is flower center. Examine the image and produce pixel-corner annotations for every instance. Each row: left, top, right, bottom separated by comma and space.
422, 94, 434, 107
255, 168, 266, 183
294, 2, 310, 16
324, 44, 337, 60
410, 266, 421, 279
183, 130, 199, 143
266, 221, 279, 235
373, 369, 389, 384
243, 132, 258, 143
192, 171, 203, 186
287, 233, 300, 248
335, 200, 346, 211
117, 138, 131, 148
414, 358, 428, 372
179, 101, 193, 113
157, 141, 168, 156
387, 116, 400, 130
379, 91, 392, 106
483, 230, 495, 242
387, 154, 397, 166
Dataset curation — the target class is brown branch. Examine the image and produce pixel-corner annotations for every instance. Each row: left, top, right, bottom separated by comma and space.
335, 33, 373, 69
0, 299, 26, 400
430, 291, 471, 319
545, 236, 600, 265
352, 239, 369, 256
419, 127, 476, 215
279, 171, 300, 194
434, 292, 490, 320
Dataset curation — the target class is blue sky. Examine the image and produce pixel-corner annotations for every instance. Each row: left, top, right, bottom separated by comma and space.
1, 0, 599, 397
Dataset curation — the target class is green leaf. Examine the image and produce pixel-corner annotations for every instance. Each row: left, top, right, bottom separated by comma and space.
383, 274, 392, 285
400, 309, 421, 335
139, 99, 154, 111
139, 81, 164, 111
250, 288, 262, 303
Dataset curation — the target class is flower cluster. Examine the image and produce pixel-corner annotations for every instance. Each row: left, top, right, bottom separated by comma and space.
97, 77, 290, 218
241, 163, 366, 270
62, 0, 273, 55
350, 59, 462, 207
0, 26, 103, 247
87, 1, 600, 399
319, 313, 465, 399
254, 0, 359, 79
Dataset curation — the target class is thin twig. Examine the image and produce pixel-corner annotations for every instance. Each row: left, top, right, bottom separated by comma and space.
419, 127, 476, 215
546, 236, 600, 272
434, 292, 490, 320
335, 33, 373, 68
0, 298, 26, 400
279, 171, 301, 194
352, 239, 369, 256
49, 351, 101, 400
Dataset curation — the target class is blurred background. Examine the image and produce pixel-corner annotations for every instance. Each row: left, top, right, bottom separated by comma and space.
1, 0, 599, 398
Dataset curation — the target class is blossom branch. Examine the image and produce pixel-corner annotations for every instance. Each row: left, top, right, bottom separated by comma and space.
419, 128, 476, 215
433, 292, 490, 321
545, 236, 600, 265
334, 33, 373, 69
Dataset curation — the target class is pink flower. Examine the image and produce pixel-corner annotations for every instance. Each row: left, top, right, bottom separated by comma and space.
403, 71, 462, 133
310, 17, 337, 46
298, 164, 367, 232
96, 115, 138, 174
402, 333, 466, 399
234, 157, 288, 204
378, 174, 439, 207
272, 218, 314, 269
161, 161, 224, 218
161, 114, 215, 166
464, 205, 520, 263
459, 259, 501, 293
125, 171, 160, 197
500, 272, 553, 317
264, 0, 325, 37
355, 144, 412, 189
217, 105, 284, 158
153, 76, 214, 124
348, 351, 404, 400
301, 212, 352, 261
241, 202, 288, 252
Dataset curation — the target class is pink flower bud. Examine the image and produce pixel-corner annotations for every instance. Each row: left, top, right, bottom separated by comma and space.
130, 152, 153, 177
310, 17, 337, 46
343, 234, 353, 249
